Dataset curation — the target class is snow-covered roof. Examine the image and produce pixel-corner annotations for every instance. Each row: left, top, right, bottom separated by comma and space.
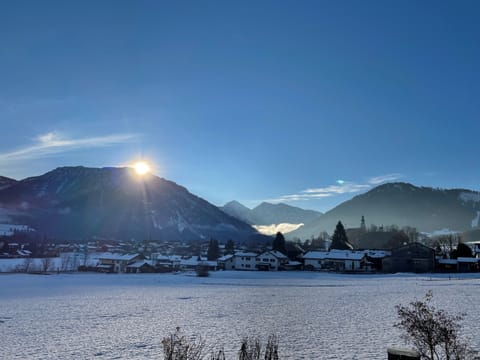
96, 264, 113, 269
457, 257, 479, 263
127, 260, 151, 268
363, 250, 391, 258
286, 261, 302, 266
16, 250, 32, 256
218, 254, 234, 262
179, 257, 217, 267
234, 252, 258, 257
98, 253, 141, 261
438, 259, 458, 265
257, 250, 288, 259
303, 250, 366, 261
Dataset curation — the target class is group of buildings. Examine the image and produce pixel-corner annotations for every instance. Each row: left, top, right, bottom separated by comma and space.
87, 242, 480, 274
90, 250, 301, 273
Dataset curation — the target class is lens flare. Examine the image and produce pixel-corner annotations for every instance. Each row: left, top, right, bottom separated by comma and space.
134, 162, 150, 175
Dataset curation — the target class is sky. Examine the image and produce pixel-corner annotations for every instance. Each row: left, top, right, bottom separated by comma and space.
0, 0, 479, 212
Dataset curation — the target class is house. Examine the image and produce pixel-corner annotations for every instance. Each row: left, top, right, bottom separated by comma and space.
126, 260, 154, 273
438, 257, 479, 272
437, 258, 458, 272
179, 256, 217, 271
96, 253, 143, 273
217, 254, 235, 270
457, 257, 479, 272
382, 242, 435, 273
302, 250, 370, 272
151, 254, 182, 272
256, 250, 289, 271
233, 252, 257, 270
364, 250, 391, 271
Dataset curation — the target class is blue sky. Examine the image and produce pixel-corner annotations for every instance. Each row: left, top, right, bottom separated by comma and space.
1, 0, 479, 212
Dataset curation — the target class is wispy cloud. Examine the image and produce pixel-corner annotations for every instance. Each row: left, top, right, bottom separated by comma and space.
0, 132, 141, 165
263, 173, 405, 203
367, 173, 404, 185
303, 183, 371, 195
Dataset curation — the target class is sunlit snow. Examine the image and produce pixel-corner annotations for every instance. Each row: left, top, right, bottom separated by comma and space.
1, 272, 479, 359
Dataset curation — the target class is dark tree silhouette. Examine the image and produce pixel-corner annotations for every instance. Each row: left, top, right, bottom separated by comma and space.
225, 239, 235, 254
450, 242, 473, 259
360, 215, 366, 232
272, 232, 287, 255
207, 239, 220, 260
330, 221, 353, 250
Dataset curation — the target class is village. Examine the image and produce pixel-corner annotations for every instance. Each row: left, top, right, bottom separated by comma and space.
1, 231, 480, 275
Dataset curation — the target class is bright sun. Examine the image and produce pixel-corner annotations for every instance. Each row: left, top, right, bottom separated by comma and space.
134, 161, 150, 175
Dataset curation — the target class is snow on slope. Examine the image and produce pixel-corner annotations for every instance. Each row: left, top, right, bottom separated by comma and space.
460, 191, 480, 203
472, 211, 480, 228
253, 223, 304, 235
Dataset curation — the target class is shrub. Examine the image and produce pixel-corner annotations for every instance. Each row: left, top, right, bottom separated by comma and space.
395, 291, 477, 360
161, 329, 280, 360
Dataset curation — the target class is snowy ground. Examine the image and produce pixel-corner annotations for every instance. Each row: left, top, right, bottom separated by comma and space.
1, 271, 479, 359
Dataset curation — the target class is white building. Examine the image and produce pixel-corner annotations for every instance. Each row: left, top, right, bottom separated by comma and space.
233, 252, 257, 270
302, 250, 370, 272
256, 250, 289, 271
217, 254, 235, 270
97, 253, 143, 273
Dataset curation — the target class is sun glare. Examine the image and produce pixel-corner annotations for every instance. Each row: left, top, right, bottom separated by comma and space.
134, 161, 150, 175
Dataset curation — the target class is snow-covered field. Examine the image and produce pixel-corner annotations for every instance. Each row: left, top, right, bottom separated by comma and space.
1, 271, 479, 359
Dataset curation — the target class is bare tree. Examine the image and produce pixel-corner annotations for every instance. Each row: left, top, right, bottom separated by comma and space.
160, 330, 280, 360
162, 327, 205, 360
239, 335, 279, 360
41, 257, 53, 273
60, 253, 72, 272
427, 234, 461, 257
395, 291, 477, 360
23, 257, 33, 273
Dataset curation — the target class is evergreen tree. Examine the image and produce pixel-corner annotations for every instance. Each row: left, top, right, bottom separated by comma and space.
207, 239, 220, 260
272, 232, 287, 255
330, 221, 353, 250
225, 239, 235, 254
450, 242, 473, 259
360, 215, 366, 232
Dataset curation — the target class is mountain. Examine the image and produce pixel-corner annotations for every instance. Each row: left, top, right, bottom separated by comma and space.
250, 202, 322, 225
222, 200, 255, 224
221, 201, 322, 226
0, 166, 261, 242
288, 182, 480, 240
0, 176, 17, 191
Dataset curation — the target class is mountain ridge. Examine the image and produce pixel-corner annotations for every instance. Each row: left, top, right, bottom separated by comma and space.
0, 166, 262, 242
288, 182, 480, 240
221, 200, 322, 226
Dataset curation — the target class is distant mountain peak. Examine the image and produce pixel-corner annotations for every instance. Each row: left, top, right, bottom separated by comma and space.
221, 200, 322, 227
224, 200, 251, 210
289, 182, 480, 240
0, 166, 261, 242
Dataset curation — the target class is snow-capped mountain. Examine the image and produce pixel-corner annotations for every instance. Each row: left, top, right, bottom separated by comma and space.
0, 167, 260, 242
221, 200, 322, 235
288, 182, 480, 240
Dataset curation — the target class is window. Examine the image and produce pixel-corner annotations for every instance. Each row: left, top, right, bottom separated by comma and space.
246, 257, 251, 260
262, 258, 268, 262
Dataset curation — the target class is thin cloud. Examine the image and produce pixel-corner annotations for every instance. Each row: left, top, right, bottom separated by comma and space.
0, 132, 141, 165
303, 183, 371, 195
367, 173, 404, 185
263, 173, 405, 203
